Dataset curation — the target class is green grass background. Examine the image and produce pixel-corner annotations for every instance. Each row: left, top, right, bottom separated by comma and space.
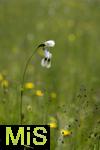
0, 0, 100, 149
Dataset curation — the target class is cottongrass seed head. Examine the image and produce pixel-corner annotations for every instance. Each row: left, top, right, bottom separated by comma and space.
38, 40, 55, 69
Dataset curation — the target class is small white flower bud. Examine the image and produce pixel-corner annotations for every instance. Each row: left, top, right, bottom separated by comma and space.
41, 58, 47, 67
44, 40, 55, 47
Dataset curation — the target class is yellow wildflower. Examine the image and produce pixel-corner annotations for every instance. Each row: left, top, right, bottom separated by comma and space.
1, 80, 9, 88
49, 122, 57, 128
0, 73, 4, 82
50, 92, 57, 99
24, 82, 35, 89
48, 116, 57, 128
61, 129, 72, 136
35, 90, 44, 96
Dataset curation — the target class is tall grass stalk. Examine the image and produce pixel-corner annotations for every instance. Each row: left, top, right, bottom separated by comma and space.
20, 47, 37, 124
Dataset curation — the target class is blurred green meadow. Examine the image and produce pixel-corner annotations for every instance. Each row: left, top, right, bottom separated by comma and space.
0, 0, 100, 149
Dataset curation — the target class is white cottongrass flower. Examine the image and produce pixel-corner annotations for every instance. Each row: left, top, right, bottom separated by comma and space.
41, 49, 52, 68
38, 40, 55, 48
38, 40, 55, 68
44, 40, 55, 47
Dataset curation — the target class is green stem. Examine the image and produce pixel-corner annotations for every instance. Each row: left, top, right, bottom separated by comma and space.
20, 47, 38, 125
